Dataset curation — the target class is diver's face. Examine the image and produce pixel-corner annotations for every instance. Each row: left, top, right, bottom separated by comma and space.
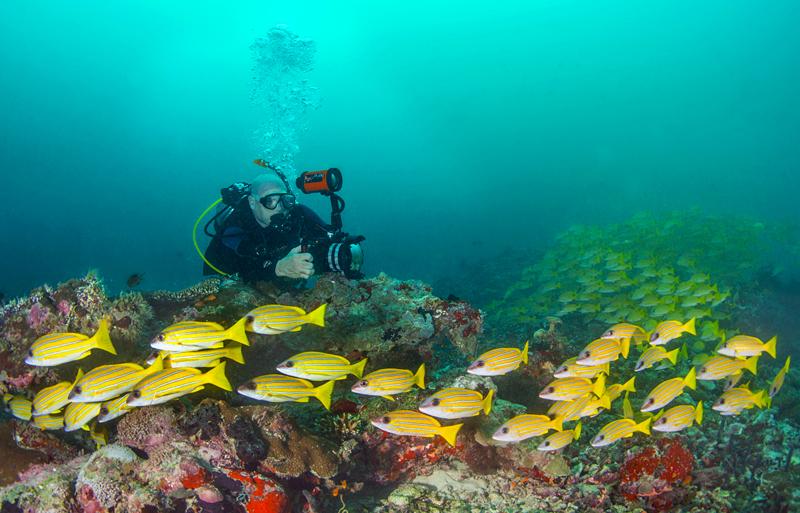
250, 186, 288, 228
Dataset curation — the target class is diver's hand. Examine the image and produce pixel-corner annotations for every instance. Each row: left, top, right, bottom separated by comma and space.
275, 246, 314, 279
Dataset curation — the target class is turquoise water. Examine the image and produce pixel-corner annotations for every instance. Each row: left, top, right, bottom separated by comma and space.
1, 1, 799, 298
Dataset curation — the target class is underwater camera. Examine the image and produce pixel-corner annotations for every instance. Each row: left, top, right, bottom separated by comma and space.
295, 168, 365, 279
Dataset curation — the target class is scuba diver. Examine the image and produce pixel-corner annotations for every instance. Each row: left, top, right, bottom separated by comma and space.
200, 161, 364, 288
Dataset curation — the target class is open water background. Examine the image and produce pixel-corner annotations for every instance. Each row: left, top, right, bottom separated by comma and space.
1, 1, 799, 299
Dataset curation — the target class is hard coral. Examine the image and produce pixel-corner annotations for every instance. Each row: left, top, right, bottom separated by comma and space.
116, 406, 180, 453
245, 406, 340, 479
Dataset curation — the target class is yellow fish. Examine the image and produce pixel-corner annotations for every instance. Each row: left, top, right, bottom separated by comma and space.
127, 362, 232, 407
538, 421, 581, 451
238, 374, 335, 410
32, 368, 84, 416
641, 368, 696, 412
245, 303, 326, 335
419, 388, 493, 419
277, 352, 368, 381
371, 410, 463, 446
150, 318, 250, 352
467, 341, 528, 376
591, 417, 651, 447
492, 414, 564, 442
26, 319, 116, 366
351, 365, 425, 400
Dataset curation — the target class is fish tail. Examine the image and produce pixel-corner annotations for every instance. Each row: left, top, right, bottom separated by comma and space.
90, 319, 117, 355
573, 421, 582, 440
413, 364, 426, 389
313, 380, 335, 411
437, 423, 463, 447
305, 303, 327, 327
635, 417, 651, 435
695, 401, 703, 426
225, 317, 251, 346
227, 343, 245, 364
148, 354, 165, 372
621, 337, 631, 359
599, 393, 611, 411
351, 358, 368, 379
73, 368, 85, 384
754, 389, 767, 409
593, 374, 606, 398
679, 342, 689, 360
551, 415, 565, 432
783, 356, 792, 373
683, 317, 697, 336
522, 340, 529, 364
684, 367, 697, 390
765, 336, 777, 358
665, 347, 680, 365
483, 389, 494, 415
203, 362, 232, 391
744, 355, 759, 375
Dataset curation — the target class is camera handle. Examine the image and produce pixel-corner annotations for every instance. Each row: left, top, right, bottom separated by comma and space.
322, 191, 346, 233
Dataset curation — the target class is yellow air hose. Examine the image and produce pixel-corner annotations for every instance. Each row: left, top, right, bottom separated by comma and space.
193, 198, 229, 276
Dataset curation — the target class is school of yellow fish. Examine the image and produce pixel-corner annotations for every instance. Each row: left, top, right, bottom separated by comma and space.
2, 290, 791, 452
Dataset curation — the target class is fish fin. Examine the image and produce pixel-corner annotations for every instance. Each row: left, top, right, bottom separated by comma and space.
522, 340, 529, 364
203, 362, 232, 391
665, 347, 680, 365
306, 303, 327, 327
754, 389, 767, 409
313, 380, 335, 411
765, 336, 777, 359
414, 364, 426, 389
148, 355, 165, 372
684, 317, 696, 336
73, 368, 85, 384
224, 317, 251, 346
621, 337, 631, 359
696, 401, 703, 425
784, 356, 792, 373
622, 376, 636, 393
765, 396, 772, 409
635, 417, 651, 435
352, 358, 368, 379
227, 343, 245, 364
593, 374, 606, 399
296, 397, 310, 403
483, 389, 494, 415
382, 395, 396, 401
550, 415, 564, 432
684, 367, 696, 390
599, 393, 611, 411
744, 355, 759, 375
574, 421, 582, 440
437, 423, 463, 447
679, 342, 688, 360
91, 319, 117, 355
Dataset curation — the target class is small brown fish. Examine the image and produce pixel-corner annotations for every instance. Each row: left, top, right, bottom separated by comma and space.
127, 273, 145, 287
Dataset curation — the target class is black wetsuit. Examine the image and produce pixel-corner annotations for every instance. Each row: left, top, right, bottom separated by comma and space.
203, 201, 330, 286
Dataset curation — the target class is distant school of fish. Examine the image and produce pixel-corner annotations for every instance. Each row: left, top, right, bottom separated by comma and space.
2, 300, 791, 453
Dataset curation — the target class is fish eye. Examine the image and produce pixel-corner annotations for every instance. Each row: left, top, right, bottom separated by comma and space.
719, 398, 725, 404
659, 418, 667, 424
358, 380, 369, 387
100, 407, 108, 415
74, 386, 82, 394
246, 382, 256, 390
582, 351, 590, 358
607, 330, 614, 336
771, 386, 777, 394
701, 367, 707, 373
598, 435, 604, 441
547, 387, 555, 393
502, 427, 509, 434
286, 362, 294, 368
246, 315, 254, 323
544, 441, 550, 446
476, 361, 485, 368
647, 398, 655, 405
431, 398, 440, 406
28, 350, 33, 357
157, 334, 165, 342
132, 390, 141, 398
382, 417, 391, 424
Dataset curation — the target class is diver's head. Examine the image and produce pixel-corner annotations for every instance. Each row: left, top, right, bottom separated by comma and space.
248, 172, 296, 227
